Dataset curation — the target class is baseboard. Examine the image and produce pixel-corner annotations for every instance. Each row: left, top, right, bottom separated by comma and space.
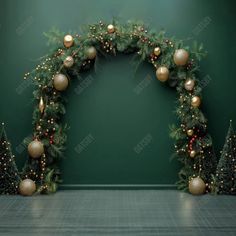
59, 184, 177, 190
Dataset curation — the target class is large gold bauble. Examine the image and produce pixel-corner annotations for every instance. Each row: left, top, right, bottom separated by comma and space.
190, 150, 196, 158
53, 74, 69, 91
173, 49, 189, 66
107, 24, 115, 33
19, 179, 36, 196
87, 46, 97, 59
63, 56, 74, 68
184, 79, 195, 91
189, 177, 206, 195
187, 129, 194, 136
28, 140, 44, 159
63, 35, 74, 48
191, 96, 201, 108
153, 47, 161, 56
156, 66, 169, 82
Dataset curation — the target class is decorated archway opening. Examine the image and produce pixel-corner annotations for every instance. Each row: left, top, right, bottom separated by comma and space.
21, 20, 217, 194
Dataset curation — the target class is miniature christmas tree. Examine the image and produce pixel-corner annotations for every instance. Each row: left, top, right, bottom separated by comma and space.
0, 123, 21, 194
216, 120, 236, 194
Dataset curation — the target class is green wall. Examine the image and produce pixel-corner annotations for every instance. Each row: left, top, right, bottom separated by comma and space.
0, 0, 236, 187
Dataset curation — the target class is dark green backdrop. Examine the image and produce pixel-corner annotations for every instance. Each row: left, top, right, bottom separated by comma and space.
0, 0, 235, 187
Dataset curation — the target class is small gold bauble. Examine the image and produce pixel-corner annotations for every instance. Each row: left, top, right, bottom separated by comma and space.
86, 46, 97, 59
156, 66, 169, 82
107, 24, 115, 33
184, 79, 195, 91
19, 179, 36, 196
63, 56, 74, 68
39, 97, 45, 114
153, 47, 161, 56
191, 96, 201, 108
53, 74, 69, 91
28, 140, 44, 159
189, 177, 206, 195
173, 49, 189, 66
190, 150, 196, 158
187, 129, 194, 136
63, 35, 74, 48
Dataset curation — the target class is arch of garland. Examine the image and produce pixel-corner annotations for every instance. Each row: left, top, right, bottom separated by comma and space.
22, 20, 217, 194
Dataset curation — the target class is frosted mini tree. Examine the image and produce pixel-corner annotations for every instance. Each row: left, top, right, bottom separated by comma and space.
0, 123, 21, 194
216, 121, 236, 194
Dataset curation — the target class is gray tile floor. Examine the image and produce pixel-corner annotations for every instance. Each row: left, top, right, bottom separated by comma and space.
0, 190, 235, 236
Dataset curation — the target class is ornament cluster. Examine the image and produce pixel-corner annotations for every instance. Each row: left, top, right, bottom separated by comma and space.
156, 49, 189, 82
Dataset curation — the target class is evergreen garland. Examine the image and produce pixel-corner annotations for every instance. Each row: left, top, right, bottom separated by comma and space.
21, 20, 217, 193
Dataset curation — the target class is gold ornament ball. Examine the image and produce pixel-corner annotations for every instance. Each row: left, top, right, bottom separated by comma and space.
107, 24, 115, 33
28, 140, 44, 159
87, 46, 97, 59
173, 49, 189, 66
189, 177, 206, 195
191, 96, 201, 108
187, 129, 194, 136
184, 79, 195, 91
153, 47, 161, 56
19, 179, 36, 196
156, 66, 169, 82
53, 74, 69, 91
63, 35, 74, 48
63, 56, 74, 68
190, 150, 196, 158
